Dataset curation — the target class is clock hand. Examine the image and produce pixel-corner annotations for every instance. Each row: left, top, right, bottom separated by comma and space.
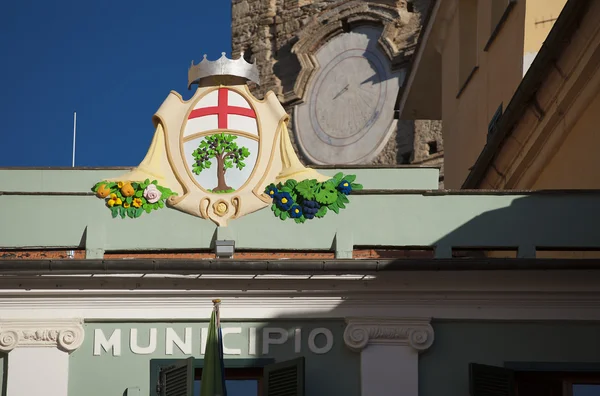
332, 84, 350, 100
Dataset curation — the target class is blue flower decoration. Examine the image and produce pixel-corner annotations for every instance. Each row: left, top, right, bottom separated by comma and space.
289, 204, 303, 218
275, 191, 294, 211
337, 180, 352, 195
266, 184, 279, 198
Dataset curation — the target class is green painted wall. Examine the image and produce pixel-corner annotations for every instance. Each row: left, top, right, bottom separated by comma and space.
0, 167, 439, 193
69, 320, 359, 396
0, 353, 5, 396
2, 192, 600, 257
420, 321, 600, 396
2, 169, 600, 256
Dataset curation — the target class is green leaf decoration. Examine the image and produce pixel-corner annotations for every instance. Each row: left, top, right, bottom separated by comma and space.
315, 206, 328, 218
119, 207, 126, 219
329, 202, 340, 214
126, 196, 133, 204
111, 207, 118, 218
158, 200, 164, 208
314, 181, 338, 205
265, 172, 359, 224
135, 190, 143, 198
345, 175, 356, 183
332, 172, 344, 185
296, 179, 317, 200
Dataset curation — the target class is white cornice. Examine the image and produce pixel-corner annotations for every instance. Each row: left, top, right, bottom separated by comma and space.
343, 318, 434, 352
0, 293, 600, 321
0, 319, 84, 352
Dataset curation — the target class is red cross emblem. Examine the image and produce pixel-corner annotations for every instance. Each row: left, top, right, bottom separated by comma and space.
187, 88, 256, 129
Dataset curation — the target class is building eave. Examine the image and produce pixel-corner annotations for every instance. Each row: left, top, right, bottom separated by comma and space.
3, 258, 600, 276
462, 0, 591, 189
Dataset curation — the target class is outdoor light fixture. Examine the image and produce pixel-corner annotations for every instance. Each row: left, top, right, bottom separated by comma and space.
215, 240, 235, 259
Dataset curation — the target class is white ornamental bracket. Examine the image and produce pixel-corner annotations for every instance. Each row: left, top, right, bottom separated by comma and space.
343, 317, 434, 352
0, 319, 85, 353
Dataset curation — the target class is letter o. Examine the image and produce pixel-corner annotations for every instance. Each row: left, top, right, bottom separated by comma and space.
308, 328, 333, 354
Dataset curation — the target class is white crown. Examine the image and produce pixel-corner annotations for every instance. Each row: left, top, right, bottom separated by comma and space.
188, 52, 259, 88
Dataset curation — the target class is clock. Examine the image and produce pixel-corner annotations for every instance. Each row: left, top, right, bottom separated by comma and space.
294, 25, 403, 164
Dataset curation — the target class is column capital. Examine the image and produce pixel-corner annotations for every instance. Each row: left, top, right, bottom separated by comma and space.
0, 319, 84, 352
343, 317, 434, 352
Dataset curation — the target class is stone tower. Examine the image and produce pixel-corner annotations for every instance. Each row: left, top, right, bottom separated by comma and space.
231, 0, 443, 183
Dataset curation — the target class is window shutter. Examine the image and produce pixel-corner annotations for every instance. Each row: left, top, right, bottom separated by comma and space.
159, 357, 194, 396
264, 357, 305, 396
469, 363, 516, 396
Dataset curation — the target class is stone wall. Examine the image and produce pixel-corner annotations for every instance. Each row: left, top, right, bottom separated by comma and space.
231, 0, 443, 177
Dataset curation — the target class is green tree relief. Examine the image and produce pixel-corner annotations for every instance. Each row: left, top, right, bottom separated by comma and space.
192, 133, 251, 193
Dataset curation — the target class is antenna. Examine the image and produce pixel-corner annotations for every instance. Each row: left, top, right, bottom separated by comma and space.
72, 111, 77, 167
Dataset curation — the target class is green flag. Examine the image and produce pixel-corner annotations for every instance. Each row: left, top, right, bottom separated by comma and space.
201, 301, 227, 396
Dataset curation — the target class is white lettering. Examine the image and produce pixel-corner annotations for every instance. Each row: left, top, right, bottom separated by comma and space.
165, 328, 192, 355
262, 328, 288, 355
294, 328, 302, 353
130, 328, 157, 355
91, 325, 337, 357
308, 328, 333, 354
94, 329, 121, 356
248, 327, 257, 355
222, 327, 242, 355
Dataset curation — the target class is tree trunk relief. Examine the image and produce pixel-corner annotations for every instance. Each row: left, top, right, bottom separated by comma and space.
215, 154, 232, 192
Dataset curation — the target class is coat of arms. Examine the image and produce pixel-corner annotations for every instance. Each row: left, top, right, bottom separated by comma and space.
92, 52, 361, 226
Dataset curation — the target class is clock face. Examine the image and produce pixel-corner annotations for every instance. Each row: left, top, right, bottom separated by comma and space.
294, 25, 403, 164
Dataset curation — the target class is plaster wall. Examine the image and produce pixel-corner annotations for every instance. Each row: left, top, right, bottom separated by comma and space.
68, 321, 359, 396
420, 321, 600, 396
479, 0, 600, 191
531, 92, 600, 189
0, 353, 5, 396
3, 179, 600, 257
523, 0, 567, 71
440, 0, 525, 188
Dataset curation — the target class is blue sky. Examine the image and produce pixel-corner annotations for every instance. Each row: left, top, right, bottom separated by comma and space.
0, 1, 232, 167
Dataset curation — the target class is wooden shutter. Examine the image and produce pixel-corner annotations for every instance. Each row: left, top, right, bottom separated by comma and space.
159, 357, 195, 396
469, 363, 516, 396
264, 357, 305, 396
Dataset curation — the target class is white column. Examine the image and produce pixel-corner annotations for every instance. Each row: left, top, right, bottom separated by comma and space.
343, 318, 434, 396
0, 319, 85, 396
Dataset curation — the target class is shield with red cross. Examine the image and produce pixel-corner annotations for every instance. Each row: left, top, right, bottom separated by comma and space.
181, 87, 259, 193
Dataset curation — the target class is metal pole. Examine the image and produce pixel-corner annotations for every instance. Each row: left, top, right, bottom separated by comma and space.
67, 112, 77, 260
72, 111, 77, 168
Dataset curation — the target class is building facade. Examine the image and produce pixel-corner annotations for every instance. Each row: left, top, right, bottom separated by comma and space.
231, 0, 444, 174
2, 11, 600, 394
397, 0, 600, 189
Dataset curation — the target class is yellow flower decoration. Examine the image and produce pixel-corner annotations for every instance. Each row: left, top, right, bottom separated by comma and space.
281, 197, 288, 204
123, 202, 130, 209
132, 198, 143, 208
117, 181, 124, 188
107, 193, 122, 207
